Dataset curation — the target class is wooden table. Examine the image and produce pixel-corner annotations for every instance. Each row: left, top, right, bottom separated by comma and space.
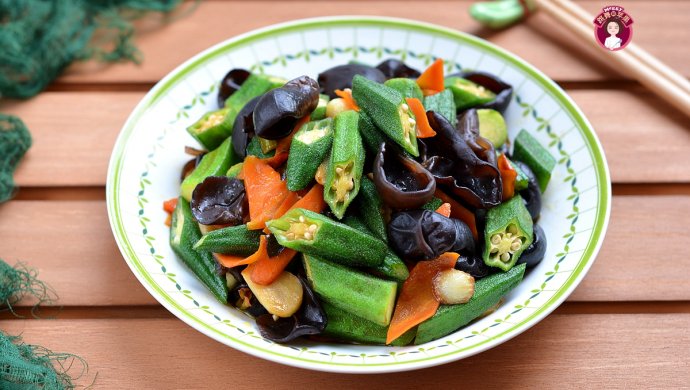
1, 1, 689, 388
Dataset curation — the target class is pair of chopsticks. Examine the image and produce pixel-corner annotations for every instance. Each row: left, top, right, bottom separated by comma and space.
534, 0, 690, 117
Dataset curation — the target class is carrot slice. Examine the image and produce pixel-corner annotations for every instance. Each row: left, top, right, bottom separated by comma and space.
290, 183, 327, 214
434, 189, 478, 240
246, 248, 298, 286
215, 235, 269, 268
435, 202, 451, 218
497, 154, 517, 201
334, 89, 360, 111
416, 58, 444, 96
386, 252, 457, 344
251, 184, 327, 281
405, 98, 436, 138
243, 156, 290, 230
163, 198, 178, 214
263, 116, 310, 168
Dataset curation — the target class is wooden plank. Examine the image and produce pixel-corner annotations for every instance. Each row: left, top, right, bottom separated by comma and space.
0, 196, 688, 306
57, 1, 689, 84
0, 201, 157, 306
569, 195, 690, 301
1, 315, 688, 388
1, 92, 140, 187
4, 88, 690, 187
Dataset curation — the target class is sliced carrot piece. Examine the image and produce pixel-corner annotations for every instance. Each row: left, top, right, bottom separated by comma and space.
246, 248, 298, 286
163, 198, 178, 214
405, 98, 436, 138
215, 235, 270, 268
416, 58, 444, 96
334, 89, 360, 111
243, 156, 290, 230
435, 202, 451, 218
290, 183, 327, 214
497, 154, 518, 201
386, 252, 457, 344
434, 189, 478, 240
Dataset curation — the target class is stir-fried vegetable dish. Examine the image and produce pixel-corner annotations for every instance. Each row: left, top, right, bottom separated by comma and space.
164, 58, 555, 345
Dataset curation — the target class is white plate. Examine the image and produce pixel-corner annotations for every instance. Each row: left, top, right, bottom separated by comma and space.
107, 16, 611, 373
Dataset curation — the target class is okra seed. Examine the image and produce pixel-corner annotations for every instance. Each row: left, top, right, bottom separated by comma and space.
309, 224, 318, 232
510, 241, 521, 251
401, 103, 409, 111
299, 216, 306, 223
304, 231, 313, 240
500, 252, 511, 262
408, 117, 416, 125
336, 167, 343, 174
491, 234, 502, 245
272, 314, 279, 322
286, 232, 296, 240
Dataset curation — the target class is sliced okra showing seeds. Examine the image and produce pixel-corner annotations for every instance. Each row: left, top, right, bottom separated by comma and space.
324, 110, 364, 219
351, 75, 419, 157
482, 195, 533, 271
266, 208, 387, 267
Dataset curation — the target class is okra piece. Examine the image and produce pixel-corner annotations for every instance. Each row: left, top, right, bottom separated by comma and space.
258, 137, 278, 154
358, 111, 388, 155
310, 94, 330, 120
421, 196, 444, 211
224, 73, 286, 110
324, 110, 365, 219
444, 76, 496, 110
342, 215, 409, 283
303, 254, 397, 326
384, 77, 424, 100
477, 108, 507, 148
186, 107, 234, 150
352, 75, 419, 156
266, 208, 387, 267
512, 129, 556, 192
483, 196, 533, 271
180, 137, 238, 201
193, 224, 262, 256
170, 197, 229, 304
414, 263, 525, 344
285, 118, 334, 191
226, 162, 244, 178
322, 301, 414, 346
354, 176, 387, 243
423, 89, 457, 127
506, 155, 529, 191
245, 136, 275, 159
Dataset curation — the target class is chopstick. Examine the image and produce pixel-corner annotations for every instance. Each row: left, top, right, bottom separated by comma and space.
534, 0, 690, 117
551, 0, 690, 95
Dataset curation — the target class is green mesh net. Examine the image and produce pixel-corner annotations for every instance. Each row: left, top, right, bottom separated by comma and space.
1, 260, 86, 390
0, 0, 182, 99
0, 331, 88, 390
0, 115, 32, 203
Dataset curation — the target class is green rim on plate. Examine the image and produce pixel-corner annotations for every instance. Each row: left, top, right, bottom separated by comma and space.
107, 16, 611, 373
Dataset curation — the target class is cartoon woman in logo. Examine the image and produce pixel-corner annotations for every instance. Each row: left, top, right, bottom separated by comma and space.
593, 7, 634, 52
604, 19, 624, 50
